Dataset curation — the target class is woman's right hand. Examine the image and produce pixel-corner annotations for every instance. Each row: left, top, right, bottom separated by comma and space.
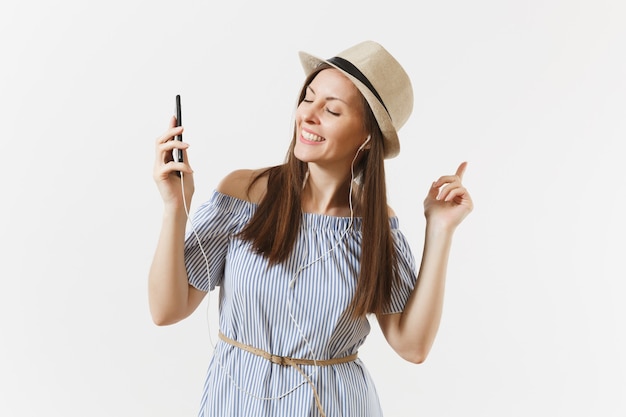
153, 116, 195, 208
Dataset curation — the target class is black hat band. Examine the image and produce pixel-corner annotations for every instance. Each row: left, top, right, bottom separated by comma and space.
327, 56, 390, 117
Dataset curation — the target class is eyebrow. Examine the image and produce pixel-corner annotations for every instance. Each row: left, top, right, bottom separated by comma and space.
306, 85, 348, 105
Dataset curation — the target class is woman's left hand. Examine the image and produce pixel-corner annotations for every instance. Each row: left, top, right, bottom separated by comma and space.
423, 161, 474, 231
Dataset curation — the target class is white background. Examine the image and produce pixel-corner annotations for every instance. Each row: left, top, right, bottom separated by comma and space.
1, 0, 625, 416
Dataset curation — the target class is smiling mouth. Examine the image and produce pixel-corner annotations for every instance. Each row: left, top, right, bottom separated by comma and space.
302, 131, 325, 142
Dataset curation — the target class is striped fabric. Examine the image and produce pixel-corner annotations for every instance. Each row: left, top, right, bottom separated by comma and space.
184, 191, 418, 416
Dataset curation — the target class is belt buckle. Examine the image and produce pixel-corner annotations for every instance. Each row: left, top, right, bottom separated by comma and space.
270, 354, 287, 366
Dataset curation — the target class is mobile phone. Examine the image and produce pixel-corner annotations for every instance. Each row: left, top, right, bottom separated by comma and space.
174, 94, 183, 176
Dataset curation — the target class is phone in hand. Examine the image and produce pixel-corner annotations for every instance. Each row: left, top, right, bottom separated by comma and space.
174, 94, 183, 176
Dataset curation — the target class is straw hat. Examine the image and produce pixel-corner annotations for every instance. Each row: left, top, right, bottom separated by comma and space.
299, 40, 413, 159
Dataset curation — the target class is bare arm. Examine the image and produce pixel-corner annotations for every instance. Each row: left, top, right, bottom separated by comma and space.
377, 162, 473, 363
377, 225, 454, 363
148, 203, 207, 326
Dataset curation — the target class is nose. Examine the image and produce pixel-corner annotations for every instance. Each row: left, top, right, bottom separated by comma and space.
297, 100, 321, 124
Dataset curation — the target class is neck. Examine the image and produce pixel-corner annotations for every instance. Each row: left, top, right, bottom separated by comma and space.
301, 164, 355, 216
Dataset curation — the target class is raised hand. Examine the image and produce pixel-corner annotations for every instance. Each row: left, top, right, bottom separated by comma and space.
153, 116, 194, 208
424, 161, 473, 231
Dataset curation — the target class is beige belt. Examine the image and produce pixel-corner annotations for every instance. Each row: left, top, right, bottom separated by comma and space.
218, 331, 358, 417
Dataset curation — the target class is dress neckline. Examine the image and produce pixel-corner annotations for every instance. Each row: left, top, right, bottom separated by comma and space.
211, 189, 399, 230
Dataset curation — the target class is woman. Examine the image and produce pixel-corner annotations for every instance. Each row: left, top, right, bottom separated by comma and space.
149, 40, 473, 416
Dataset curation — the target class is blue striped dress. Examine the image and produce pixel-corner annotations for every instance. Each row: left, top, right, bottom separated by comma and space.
184, 190, 418, 416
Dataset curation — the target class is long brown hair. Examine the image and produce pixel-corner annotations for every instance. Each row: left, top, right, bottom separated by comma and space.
238, 67, 398, 318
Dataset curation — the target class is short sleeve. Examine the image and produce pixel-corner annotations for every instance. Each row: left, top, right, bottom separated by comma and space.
383, 218, 419, 314
184, 191, 254, 292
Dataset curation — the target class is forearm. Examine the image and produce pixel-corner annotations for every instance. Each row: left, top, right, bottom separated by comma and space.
148, 205, 191, 325
388, 224, 455, 362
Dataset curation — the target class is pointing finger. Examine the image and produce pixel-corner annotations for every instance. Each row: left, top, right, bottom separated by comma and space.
455, 161, 468, 180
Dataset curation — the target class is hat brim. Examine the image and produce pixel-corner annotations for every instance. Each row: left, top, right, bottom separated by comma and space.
298, 51, 400, 159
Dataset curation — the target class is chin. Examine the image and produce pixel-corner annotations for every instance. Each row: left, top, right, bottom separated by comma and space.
293, 145, 315, 163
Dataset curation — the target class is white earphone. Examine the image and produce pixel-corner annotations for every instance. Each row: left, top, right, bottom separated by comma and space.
358, 135, 371, 151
